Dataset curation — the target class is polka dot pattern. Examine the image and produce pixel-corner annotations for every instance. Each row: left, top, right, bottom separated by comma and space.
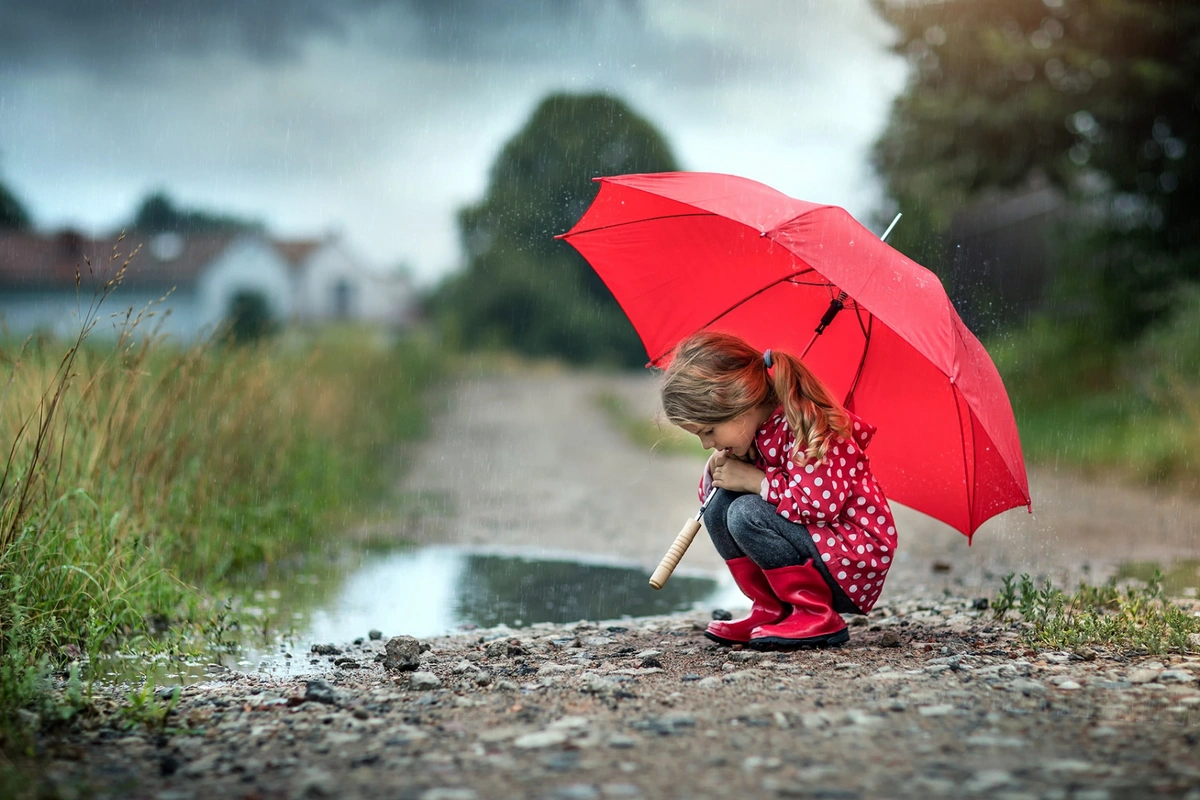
750, 407, 897, 613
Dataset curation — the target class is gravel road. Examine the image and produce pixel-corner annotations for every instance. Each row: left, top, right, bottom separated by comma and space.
19, 367, 1200, 800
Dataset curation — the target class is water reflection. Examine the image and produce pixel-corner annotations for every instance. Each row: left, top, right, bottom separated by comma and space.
97, 546, 739, 684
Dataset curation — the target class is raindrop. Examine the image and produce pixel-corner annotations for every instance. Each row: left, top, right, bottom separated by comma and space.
1159, 172, 1178, 194
1069, 144, 1090, 166
924, 26, 947, 46
1163, 138, 1187, 160
1030, 30, 1053, 49
1090, 59, 1112, 78
1044, 59, 1065, 81
1152, 119, 1172, 143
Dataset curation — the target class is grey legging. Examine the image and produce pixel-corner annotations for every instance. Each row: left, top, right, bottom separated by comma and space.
704, 489, 861, 615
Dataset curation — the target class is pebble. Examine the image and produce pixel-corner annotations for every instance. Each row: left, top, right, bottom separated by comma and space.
917, 705, 955, 717
409, 672, 442, 690
383, 636, 423, 672
420, 790, 478, 800
512, 729, 569, 749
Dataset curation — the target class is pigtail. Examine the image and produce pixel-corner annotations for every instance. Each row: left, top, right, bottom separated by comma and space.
769, 350, 851, 464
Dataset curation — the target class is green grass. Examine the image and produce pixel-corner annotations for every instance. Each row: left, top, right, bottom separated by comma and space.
992, 571, 1200, 655
0, 252, 442, 754
987, 307, 1200, 492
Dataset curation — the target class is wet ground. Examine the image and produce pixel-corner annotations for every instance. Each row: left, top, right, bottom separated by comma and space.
16, 366, 1200, 800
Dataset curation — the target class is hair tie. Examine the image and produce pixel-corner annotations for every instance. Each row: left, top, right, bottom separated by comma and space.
763, 349, 773, 369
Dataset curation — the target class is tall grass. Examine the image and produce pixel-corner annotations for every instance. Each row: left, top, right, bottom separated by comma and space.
0, 242, 438, 749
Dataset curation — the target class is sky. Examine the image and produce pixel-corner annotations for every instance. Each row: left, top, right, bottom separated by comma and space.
0, 0, 908, 286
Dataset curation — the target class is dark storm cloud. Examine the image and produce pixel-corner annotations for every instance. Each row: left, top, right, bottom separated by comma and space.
0, 0, 650, 76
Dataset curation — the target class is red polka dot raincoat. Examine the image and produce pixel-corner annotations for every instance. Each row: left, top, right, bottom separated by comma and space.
701, 407, 896, 613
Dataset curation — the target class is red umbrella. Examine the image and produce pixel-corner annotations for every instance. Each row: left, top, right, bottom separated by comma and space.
558, 171, 1030, 539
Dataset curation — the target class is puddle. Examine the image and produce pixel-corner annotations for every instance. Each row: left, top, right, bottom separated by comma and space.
96, 546, 740, 685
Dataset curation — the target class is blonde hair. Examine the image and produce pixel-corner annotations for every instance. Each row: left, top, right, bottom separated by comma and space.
660, 331, 851, 463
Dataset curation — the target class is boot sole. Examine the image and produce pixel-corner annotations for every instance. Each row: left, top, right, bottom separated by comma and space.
748, 628, 850, 651
703, 630, 747, 647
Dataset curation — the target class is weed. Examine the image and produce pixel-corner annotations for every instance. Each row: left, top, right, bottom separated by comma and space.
993, 570, 1200, 654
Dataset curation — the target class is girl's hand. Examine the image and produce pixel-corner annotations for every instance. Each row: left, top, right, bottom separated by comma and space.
710, 451, 766, 495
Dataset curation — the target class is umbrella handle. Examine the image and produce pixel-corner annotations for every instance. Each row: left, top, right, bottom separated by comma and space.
649, 517, 702, 590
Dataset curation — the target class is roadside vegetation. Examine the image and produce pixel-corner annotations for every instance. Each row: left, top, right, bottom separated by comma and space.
989, 286, 1200, 492
0, 246, 439, 751
994, 570, 1200, 656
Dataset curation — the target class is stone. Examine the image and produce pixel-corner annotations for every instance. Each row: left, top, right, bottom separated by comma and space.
303, 680, 338, 705
512, 729, 569, 749
918, 705, 955, 717
383, 636, 422, 671
368, 629, 383, 640
310, 643, 341, 656
879, 630, 902, 648
1128, 669, 1160, 684
409, 672, 441, 690
420, 790, 479, 800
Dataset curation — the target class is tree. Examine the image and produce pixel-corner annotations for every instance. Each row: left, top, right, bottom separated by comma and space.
871, 0, 1200, 338
128, 191, 262, 234
433, 91, 680, 366
0, 179, 31, 230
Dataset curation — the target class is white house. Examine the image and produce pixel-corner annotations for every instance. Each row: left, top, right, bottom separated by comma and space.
0, 229, 413, 341
276, 236, 414, 327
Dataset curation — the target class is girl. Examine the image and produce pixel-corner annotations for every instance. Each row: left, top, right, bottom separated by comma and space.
660, 331, 896, 650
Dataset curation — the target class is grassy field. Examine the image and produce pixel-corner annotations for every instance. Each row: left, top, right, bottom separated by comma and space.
0, 264, 441, 749
988, 300, 1200, 493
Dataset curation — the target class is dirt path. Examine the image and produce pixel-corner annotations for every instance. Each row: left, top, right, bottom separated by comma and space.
20, 367, 1200, 800
399, 366, 1200, 595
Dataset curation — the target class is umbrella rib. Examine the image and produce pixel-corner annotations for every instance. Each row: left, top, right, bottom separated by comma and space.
648, 270, 817, 363
843, 315, 873, 408
560, 212, 715, 239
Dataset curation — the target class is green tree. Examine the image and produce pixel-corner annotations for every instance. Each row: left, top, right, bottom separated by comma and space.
0, 179, 31, 230
871, 0, 1200, 339
128, 191, 262, 234
433, 91, 680, 366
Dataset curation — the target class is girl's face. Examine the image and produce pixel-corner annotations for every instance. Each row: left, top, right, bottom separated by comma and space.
682, 408, 766, 459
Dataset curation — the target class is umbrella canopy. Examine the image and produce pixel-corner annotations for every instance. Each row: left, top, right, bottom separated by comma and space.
558, 171, 1030, 538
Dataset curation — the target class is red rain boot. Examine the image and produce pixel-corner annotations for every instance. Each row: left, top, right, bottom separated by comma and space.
748, 561, 849, 650
705, 557, 789, 646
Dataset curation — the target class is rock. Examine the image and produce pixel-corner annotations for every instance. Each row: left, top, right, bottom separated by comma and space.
711, 609, 733, 621
1158, 669, 1196, 683
291, 766, 336, 798
1187, 632, 1200, 653
310, 643, 341, 656
1006, 678, 1046, 695
879, 630, 902, 648
368, 629, 383, 640
421, 790, 479, 800
383, 635, 423, 671
1128, 668, 1160, 684
303, 680, 338, 705
409, 672, 442, 690
512, 729, 569, 749
917, 705, 955, 717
